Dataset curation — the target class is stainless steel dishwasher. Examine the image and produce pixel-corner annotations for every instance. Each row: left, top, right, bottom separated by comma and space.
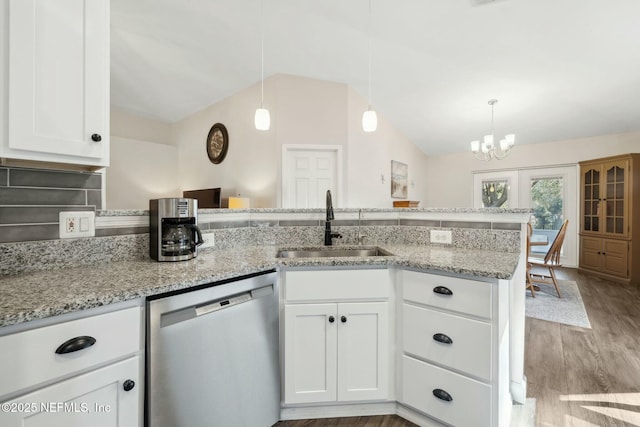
146, 271, 280, 427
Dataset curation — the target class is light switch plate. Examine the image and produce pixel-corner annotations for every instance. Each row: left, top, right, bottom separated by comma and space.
430, 229, 452, 244
199, 232, 215, 249
59, 211, 95, 238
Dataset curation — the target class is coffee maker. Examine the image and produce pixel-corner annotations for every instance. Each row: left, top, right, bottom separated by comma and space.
149, 198, 203, 262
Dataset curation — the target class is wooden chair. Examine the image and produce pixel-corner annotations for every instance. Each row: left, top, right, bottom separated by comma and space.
528, 219, 569, 298
525, 223, 535, 297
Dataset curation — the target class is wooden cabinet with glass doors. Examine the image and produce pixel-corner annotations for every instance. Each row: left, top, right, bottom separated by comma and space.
579, 154, 639, 285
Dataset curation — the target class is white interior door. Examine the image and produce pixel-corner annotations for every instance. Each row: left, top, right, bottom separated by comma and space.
282, 145, 343, 208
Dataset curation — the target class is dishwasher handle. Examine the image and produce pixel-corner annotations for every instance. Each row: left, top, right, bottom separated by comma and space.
195, 292, 252, 316
160, 284, 274, 328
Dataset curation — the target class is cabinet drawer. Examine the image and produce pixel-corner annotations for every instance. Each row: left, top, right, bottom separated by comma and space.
403, 304, 492, 380
284, 269, 389, 302
0, 307, 141, 398
401, 355, 491, 427
403, 270, 492, 319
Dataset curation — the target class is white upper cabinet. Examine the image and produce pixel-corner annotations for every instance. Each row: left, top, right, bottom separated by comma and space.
3, 0, 109, 168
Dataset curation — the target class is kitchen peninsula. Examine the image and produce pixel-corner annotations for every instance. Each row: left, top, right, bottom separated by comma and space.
0, 208, 529, 427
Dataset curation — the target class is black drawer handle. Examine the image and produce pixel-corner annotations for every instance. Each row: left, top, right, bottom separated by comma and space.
433, 286, 453, 296
433, 388, 453, 402
123, 379, 135, 392
329, 316, 335, 323
91, 133, 102, 142
433, 333, 453, 344
55, 336, 96, 354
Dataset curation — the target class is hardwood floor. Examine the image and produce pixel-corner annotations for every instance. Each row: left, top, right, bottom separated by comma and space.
274, 415, 417, 427
525, 268, 640, 426
276, 268, 640, 427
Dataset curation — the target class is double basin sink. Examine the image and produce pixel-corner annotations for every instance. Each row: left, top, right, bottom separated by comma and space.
277, 246, 393, 259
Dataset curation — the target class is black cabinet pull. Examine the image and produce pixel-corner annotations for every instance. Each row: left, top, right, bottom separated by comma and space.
341, 316, 347, 323
433, 286, 453, 296
329, 316, 335, 323
123, 379, 135, 392
433, 388, 453, 402
91, 133, 102, 142
433, 333, 453, 344
55, 336, 96, 354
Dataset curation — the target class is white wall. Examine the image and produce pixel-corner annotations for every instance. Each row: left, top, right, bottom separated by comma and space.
107, 109, 179, 209
173, 73, 429, 208
173, 76, 279, 208
346, 87, 429, 208
426, 131, 640, 207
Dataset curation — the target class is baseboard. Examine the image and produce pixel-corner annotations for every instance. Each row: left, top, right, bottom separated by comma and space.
577, 268, 630, 285
280, 402, 397, 420
511, 376, 527, 404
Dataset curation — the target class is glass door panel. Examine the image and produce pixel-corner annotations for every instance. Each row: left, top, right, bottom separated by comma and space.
604, 164, 625, 234
582, 169, 599, 232
530, 177, 564, 254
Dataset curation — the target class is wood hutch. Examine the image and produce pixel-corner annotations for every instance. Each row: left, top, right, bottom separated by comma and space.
579, 153, 639, 285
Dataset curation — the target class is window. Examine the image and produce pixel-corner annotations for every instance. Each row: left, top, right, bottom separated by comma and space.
530, 177, 564, 254
481, 180, 510, 208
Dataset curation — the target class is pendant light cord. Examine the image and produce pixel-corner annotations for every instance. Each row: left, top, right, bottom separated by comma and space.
367, 0, 372, 109
260, 0, 265, 108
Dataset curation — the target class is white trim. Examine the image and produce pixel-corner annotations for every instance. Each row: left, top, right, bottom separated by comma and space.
95, 215, 148, 229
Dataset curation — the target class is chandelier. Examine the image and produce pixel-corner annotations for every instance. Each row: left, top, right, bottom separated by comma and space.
471, 99, 515, 160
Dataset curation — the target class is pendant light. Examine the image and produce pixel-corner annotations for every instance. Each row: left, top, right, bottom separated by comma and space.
362, 0, 377, 132
255, 0, 270, 131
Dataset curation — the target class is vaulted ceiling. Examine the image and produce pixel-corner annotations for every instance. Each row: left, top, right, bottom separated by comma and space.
111, 0, 640, 156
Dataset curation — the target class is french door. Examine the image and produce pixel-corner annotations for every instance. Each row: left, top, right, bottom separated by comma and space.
473, 166, 578, 267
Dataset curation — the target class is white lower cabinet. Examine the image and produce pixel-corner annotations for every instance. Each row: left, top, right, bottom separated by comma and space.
282, 268, 391, 406
0, 304, 143, 427
0, 357, 139, 427
284, 301, 388, 404
399, 270, 511, 427
402, 355, 491, 427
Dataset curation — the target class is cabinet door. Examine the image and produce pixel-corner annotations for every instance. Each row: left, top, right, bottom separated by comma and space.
602, 239, 628, 277
0, 357, 140, 427
602, 160, 629, 237
284, 304, 337, 404
581, 166, 601, 233
580, 236, 603, 271
337, 302, 389, 402
7, 0, 109, 167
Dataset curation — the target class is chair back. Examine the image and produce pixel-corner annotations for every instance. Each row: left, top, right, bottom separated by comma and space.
544, 219, 569, 265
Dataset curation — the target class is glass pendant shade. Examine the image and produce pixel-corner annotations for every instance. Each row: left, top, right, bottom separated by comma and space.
255, 107, 270, 131
362, 109, 377, 132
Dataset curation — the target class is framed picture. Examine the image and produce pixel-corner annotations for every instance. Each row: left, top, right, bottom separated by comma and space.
391, 160, 408, 198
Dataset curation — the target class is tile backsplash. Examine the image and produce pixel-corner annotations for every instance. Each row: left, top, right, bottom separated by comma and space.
0, 166, 102, 243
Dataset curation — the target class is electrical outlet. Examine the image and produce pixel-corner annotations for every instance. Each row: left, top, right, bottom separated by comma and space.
66, 217, 77, 233
59, 211, 95, 238
199, 233, 215, 249
430, 229, 452, 245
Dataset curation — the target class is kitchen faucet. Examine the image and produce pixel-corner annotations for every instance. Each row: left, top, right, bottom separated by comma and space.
324, 190, 342, 245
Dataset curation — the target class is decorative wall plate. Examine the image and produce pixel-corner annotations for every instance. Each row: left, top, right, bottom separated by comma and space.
206, 123, 228, 164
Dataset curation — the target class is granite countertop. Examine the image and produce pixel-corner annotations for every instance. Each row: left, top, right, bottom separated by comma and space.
0, 244, 520, 328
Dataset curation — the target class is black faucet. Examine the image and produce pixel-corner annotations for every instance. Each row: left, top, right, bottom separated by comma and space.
324, 190, 342, 245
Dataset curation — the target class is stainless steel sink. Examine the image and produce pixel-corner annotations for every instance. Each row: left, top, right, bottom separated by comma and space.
276, 246, 393, 258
